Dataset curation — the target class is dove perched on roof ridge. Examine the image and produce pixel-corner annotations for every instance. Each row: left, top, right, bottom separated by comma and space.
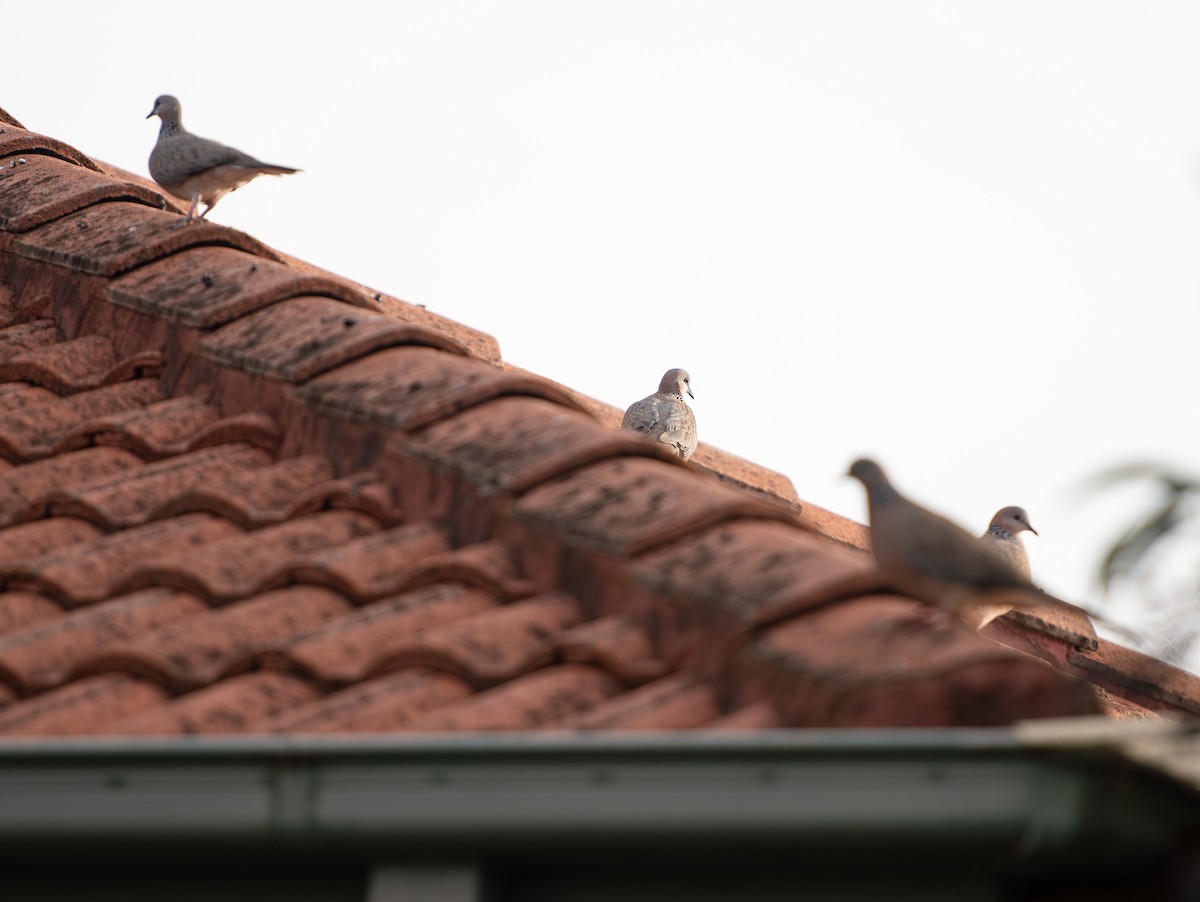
146, 94, 299, 224
621, 368, 697, 461
848, 458, 1086, 632
980, 506, 1036, 580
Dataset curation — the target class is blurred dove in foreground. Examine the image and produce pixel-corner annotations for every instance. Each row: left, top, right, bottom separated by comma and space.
621, 368, 697, 461
981, 506, 1037, 580
848, 458, 1089, 632
146, 95, 298, 224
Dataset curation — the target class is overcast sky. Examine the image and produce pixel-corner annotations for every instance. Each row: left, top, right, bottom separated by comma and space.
7, 2, 1200, 658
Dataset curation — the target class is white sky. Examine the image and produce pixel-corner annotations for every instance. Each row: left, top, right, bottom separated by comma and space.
7, 2, 1200, 648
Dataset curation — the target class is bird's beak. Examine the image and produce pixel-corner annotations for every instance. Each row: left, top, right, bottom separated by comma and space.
687, 388, 694, 399
1028, 525, 1038, 537
146, 110, 154, 119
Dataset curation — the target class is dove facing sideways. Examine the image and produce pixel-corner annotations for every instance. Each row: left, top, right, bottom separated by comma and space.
147, 95, 298, 223
621, 368, 697, 461
981, 506, 1037, 580
849, 458, 1086, 632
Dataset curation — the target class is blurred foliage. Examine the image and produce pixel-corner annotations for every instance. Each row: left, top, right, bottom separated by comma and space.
1087, 463, 1199, 588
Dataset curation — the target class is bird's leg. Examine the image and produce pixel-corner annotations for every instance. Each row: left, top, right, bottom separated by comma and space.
173, 196, 202, 229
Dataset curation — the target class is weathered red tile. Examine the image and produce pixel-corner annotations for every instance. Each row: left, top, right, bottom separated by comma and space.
9, 513, 240, 605
744, 595, 1102, 726
298, 346, 586, 432
84, 396, 221, 458
374, 593, 582, 687
0, 447, 143, 526
47, 444, 270, 527
84, 397, 278, 460
0, 154, 167, 232
84, 586, 351, 691
0, 335, 161, 394
401, 664, 621, 731
403, 541, 537, 599
290, 522, 451, 600
109, 672, 319, 735
0, 592, 63, 637
631, 518, 879, 626
0, 589, 206, 693
407, 396, 664, 494
0, 383, 56, 414
0, 674, 169, 736
160, 454, 337, 527
108, 246, 371, 327
704, 701, 783, 729
1068, 640, 1200, 716
201, 297, 471, 382
557, 615, 669, 685
265, 669, 472, 733
0, 379, 164, 461
10, 203, 283, 277
0, 320, 59, 359
515, 458, 795, 558
274, 583, 499, 685
998, 601, 1098, 652
0, 126, 99, 170
0, 524, 106, 582
553, 675, 718, 729
1093, 686, 1161, 720
128, 511, 379, 602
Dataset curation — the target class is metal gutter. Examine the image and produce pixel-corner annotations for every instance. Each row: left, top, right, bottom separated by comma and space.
0, 729, 1189, 872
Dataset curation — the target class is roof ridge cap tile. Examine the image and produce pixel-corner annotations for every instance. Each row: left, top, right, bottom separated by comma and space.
0, 154, 173, 232
0, 124, 101, 171
0, 110, 25, 128
297, 346, 591, 434
199, 297, 474, 383
10, 203, 287, 277
107, 249, 380, 328
1067, 639, 1200, 717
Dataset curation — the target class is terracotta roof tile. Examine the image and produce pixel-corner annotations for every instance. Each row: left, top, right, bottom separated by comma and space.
371, 593, 583, 687
406, 395, 668, 494
0, 319, 59, 356
297, 346, 586, 432
630, 519, 879, 629
108, 671, 319, 735
0, 518, 104, 568
0, 124, 98, 170
126, 510, 380, 603
201, 296, 472, 381
0, 334, 161, 393
0, 447, 143, 526
514, 457, 794, 557
10, 203, 283, 277
1067, 640, 1200, 717
284, 521, 450, 600
704, 701, 784, 729
556, 615, 669, 685
554, 674, 719, 729
81, 395, 217, 454
274, 583, 500, 686
0, 382, 57, 411
400, 664, 622, 731
0, 379, 164, 461
8, 513, 240, 606
0, 591, 64, 637
0, 153, 166, 232
742, 595, 1102, 726
0, 673, 169, 736
82, 586, 351, 691
0, 588, 206, 693
266, 669, 473, 733
45, 444, 269, 527
107, 247, 369, 327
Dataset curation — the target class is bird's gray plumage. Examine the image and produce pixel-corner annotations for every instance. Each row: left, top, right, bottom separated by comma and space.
146, 95, 298, 222
621, 368, 697, 461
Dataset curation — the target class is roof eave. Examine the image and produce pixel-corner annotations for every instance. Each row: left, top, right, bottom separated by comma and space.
0, 730, 1189, 875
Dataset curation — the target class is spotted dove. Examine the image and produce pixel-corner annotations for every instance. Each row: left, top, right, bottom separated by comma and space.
146, 95, 298, 223
621, 368, 697, 461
